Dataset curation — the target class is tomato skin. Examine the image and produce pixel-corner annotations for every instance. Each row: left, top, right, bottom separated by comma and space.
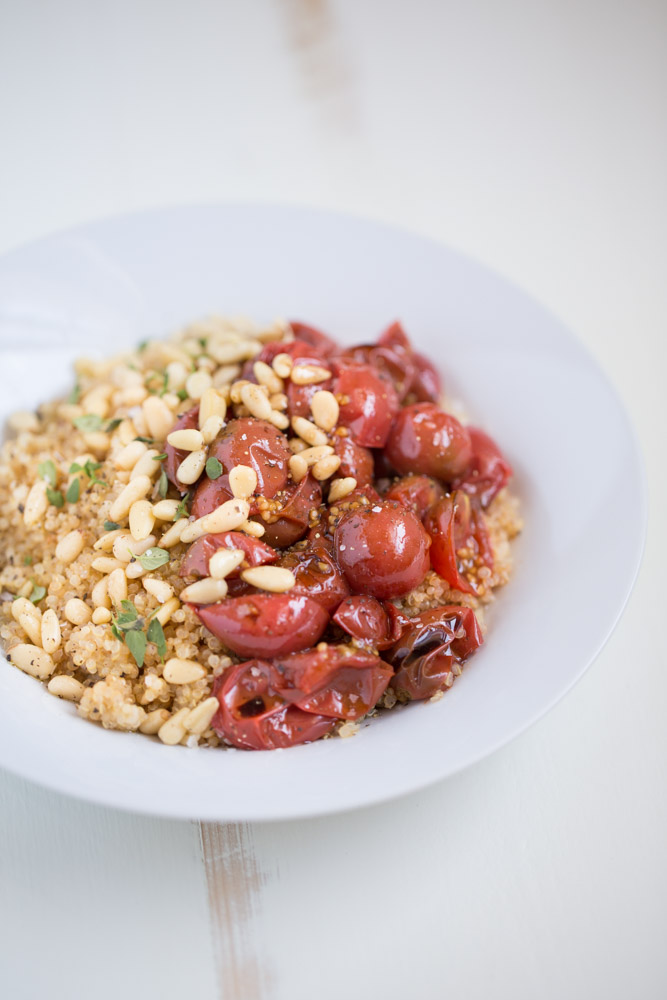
385, 403, 472, 482
384, 475, 445, 522
424, 492, 493, 596
275, 645, 393, 720
191, 417, 290, 519
195, 593, 328, 658
452, 427, 513, 509
257, 474, 322, 548
179, 531, 277, 579
411, 352, 441, 403
377, 320, 412, 353
165, 406, 200, 490
331, 435, 374, 486
211, 661, 335, 750
334, 500, 431, 599
333, 595, 400, 649
288, 321, 339, 358
278, 546, 350, 612
286, 366, 335, 419
331, 360, 400, 448
386, 605, 483, 700
254, 338, 328, 369
339, 342, 416, 402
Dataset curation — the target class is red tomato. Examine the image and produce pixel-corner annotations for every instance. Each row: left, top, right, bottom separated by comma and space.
386, 606, 483, 700
179, 531, 277, 579
254, 338, 328, 369
275, 645, 393, 720
279, 546, 350, 612
195, 593, 328, 658
384, 475, 445, 521
332, 435, 374, 486
385, 403, 472, 482
333, 595, 400, 649
211, 660, 335, 750
377, 320, 412, 353
331, 359, 399, 448
165, 406, 200, 490
257, 474, 322, 548
289, 321, 339, 357
340, 342, 415, 402
190, 417, 290, 519
334, 500, 430, 599
424, 491, 494, 596
286, 364, 335, 419
452, 427, 513, 508
410, 352, 441, 403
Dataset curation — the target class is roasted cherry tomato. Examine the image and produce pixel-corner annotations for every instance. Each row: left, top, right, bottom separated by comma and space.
386, 606, 483, 700
331, 360, 399, 448
424, 491, 493, 596
410, 352, 441, 403
289, 321, 339, 357
286, 363, 335, 419
452, 426, 513, 509
211, 660, 335, 750
256, 474, 322, 548
195, 593, 328, 658
385, 403, 472, 482
279, 545, 350, 612
332, 435, 374, 486
334, 500, 430, 599
333, 596, 400, 649
384, 475, 445, 521
309, 483, 383, 549
275, 644, 393, 720
377, 320, 412, 352
191, 417, 290, 519
179, 531, 277, 579
340, 342, 415, 402
165, 406, 200, 490
254, 337, 328, 369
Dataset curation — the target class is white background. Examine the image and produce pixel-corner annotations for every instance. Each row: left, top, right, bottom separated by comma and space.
0, 1, 665, 998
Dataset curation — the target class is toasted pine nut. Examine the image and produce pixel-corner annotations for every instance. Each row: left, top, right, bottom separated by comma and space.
239, 519, 265, 537
11, 597, 37, 624
269, 410, 290, 430
64, 598, 92, 626
289, 453, 308, 483
328, 477, 357, 503
114, 440, 147, 470
8, 643, 54, 679
179, 577, 228, 604
48, 675, 84, 701
177, 448, 208, 486
142, 395, 174, 440
269, 392, 288, 410
229, 464, 257, 499
152, 499, 180, 521
94, 528, 121, 552
142, 577, 173, 603
184, 697, 219, 735
139, 708, 171, 735
299, 445, 335, 466
291, 415, 328, 447
199, 387, 227, 428
18, 610, 43, 646
212, 365, 241, 389
240, 382, 273, 421
92, 607, 112, 624
208, 340, 260, 365
311, 389, 339, 431
55, 529, 84, 565
165, 360, 189, 391
312, 455, 341, 480
167, 428, 204, 451
253, 361, 283, 394
290, 363, 332, 386
230, 379, 251, 404
81, 385, 111, 418
180, 498, 250, 543
17, 581, 33, 599
160, 519, 188, 548
163, 657, 207, 684
157, 707, 191, 745
91, 556, 122, 574
289, 437, 308, 453
200, 414, 225, 445
154, 596, 180, 626
41, 609, 62, 653
24, 480, 48, 527
130, 449, 163, 481
91, 578, 110, 609
8, 410, 39, 432
241, 566, 296, 593
109, 475, 153, 522
107, 567, 128, 606
185, 369, 212, 400
81, 431, 110, 455
129, 500, 155, 541
125, 562, 147, 580
209, 548, 245, 579
112, 532, 156, 564
117, 419, 138, 446
272, 353, 293, 378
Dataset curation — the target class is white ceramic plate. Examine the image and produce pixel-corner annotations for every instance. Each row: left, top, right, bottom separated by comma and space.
0, 205, 645, 820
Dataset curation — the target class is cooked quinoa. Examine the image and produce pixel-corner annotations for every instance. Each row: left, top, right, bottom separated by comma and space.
0, 316, 522, 748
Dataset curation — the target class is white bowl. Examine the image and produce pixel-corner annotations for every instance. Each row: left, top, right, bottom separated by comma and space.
0, 205, 646, 820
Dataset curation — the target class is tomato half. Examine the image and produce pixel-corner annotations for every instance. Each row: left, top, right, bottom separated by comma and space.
424, 492, 494, 595
384, 475, 445, 522
385, 403, 472, 482
274, 644, 393, 720
279, 545, 350, 612
331, 359, 399, 448
179, 531, 277, 579
288, 321, 339, 358
333, 595, 400, 649
386, 605, 483, 700
195, 593, 328, 657
452, 426, 513, 509
256, 474, 322, 548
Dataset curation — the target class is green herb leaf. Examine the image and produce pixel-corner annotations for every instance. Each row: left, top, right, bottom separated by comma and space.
110, 621, 122, 642
158, 468, 168, 499
137, 547, 170, 571
153, 453, 167, 462
137, 339, 149, 352
66, 478, 80, 504
104, 520, 120, 531
46, 487, 64, 508
69, 462, 83, 474
29, 582, 46, 604
73, 414, 103, 433
105, 418, 122, 433
67, 384, 81, 404
198, 336, 208, 350
124, 628, 147, 668
206, 456, 223, 480
23, 555, 33, 566
159, 372, 169, 397
114, 599, 139, 628
147, 618, 167, 660
174, 493, 190, 520
176, 388, 189, 401
37, 460, 57, 487
134, 436, 155, 445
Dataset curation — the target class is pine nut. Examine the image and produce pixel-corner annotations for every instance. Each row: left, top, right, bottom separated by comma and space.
311, 389, 339, 431
177, 448, 208, 485
109, 475, 152, 522
143, 577, 174, 603
11, 597, 39, 624
114, 440, 147, 470
143, 395, 174, 440
291, 415, 328, 447
24, 480, 48, 527
160, 519, 188, 548
55, 529, 84, 565
269, 392, 288, 410
240, 382, 273, 420
209, 548, 245, 579
47, 675, 84, 701
299, 445, 335, 465
91, 556, 123, 574
91, 578, 110, 608
92, 607, 112, 624
165, 361, 189, 391
157, 707, 190, 745
41, 609, 62, 653
185, 369, 212, 400
154, 596, 180, 626
8, 643, 55, 679
129, 500, 155, 541
200, 414, 225, 445
199, 387, 227, 427
241, 566, 296, 593
139, 708, 171, 735
64, 598, 92, 625
130, 449, 163, 481
272, 353, 293, 378
81, 385, 111, 418
269, 410, 290, 430
212, 365, 241, 389
184, 697, 219, 735
163, 657, 207, 684
167, 428, 204, 451
82, 431, 110, 455
8, 410, 39, 433
180, 498, 250, 543
117, 419, 138, 446
289, 453, 308, 483
112, 532, 156, 563
289, 437, 308, 453
229, 464, 257, 499
239, 519, 265, 537
107, 567, 128, 606
328, 476, 357, 503
253, 361, 283, 394
179, 577, 228, 604
208, 340, 260, 364
17, 581, 33, 599
18, 610, 43, 646
125, 561, 148, 580
290, 363, 332, 385
152, 499, 180, 521
312, 455, 341, 480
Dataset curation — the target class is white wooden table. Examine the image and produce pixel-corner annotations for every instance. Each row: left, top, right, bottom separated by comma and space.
1, 2, 665, 997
